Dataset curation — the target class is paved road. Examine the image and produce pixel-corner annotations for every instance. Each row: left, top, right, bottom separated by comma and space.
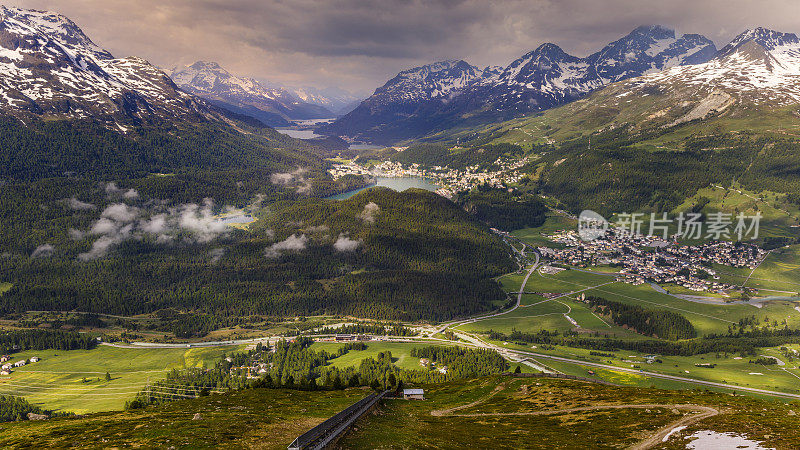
428, 327, 800, 400
383, 333, 800, 400
431, 252, 540, 335
743, 250, 771, 287
102, 337, 279, 349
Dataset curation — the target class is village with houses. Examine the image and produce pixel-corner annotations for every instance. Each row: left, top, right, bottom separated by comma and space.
328, 155, 533, 199
537, 228, 768, 295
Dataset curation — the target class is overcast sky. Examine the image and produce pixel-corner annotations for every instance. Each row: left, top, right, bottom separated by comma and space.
9, 0, 800, 96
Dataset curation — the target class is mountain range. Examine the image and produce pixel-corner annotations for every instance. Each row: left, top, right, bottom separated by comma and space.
170, 61, 360, 127
320, 25, 719, 144
464, 26, 800, 146
3, 3, 800, 159
0, 6, 334, 183
0, 6, 356, 133
0, 6, 220, 129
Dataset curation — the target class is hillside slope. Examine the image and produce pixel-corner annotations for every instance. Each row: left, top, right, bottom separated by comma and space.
424, 28, 800, 216
1, 377, 797, 449
0, 6, 214, 126
0, 188, 514, 323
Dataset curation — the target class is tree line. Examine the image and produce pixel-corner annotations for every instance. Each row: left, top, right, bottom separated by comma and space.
0, 329, 97, 354
585, 296, 697, 340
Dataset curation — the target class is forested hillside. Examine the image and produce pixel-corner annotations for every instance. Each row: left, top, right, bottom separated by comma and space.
457, 187, 547, 231
0, 188, 513, 325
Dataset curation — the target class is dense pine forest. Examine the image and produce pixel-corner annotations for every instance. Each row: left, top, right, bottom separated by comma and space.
457, 187, 547, 231
0, 329, 97, 354
391, 143, 532, 170
0, 188, 513, 323
585, 296, 697, 340
530, 128, 800, 216
0, 112, 514, 328
488, 328, 800, 357
0, 396, 61, 422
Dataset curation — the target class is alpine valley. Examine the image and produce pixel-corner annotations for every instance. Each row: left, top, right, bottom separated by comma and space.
2, 4, 800, 449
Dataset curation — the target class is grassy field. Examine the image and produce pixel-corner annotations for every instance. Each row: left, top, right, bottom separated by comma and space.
672, 185, 800, 239
714, 245, 800, 295
489, 336, 800, 396
310, 342, 426, 371
497, 268, 800, 336
454, 260, 800, 396
511, 214, 577, 248
0, 283, 10, 295
0, 345, 244, 414
0, 387, 364, 449
339, 375, 800, 449
5, 376, 799, 449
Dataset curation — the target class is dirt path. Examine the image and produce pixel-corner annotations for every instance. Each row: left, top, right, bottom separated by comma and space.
430, 385, 719, 449
429, 383, 507, 417
630, 405, 719, 450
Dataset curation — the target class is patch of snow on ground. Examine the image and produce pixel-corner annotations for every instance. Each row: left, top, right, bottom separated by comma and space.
662, 425, 686, 442
685, 430, 774, 449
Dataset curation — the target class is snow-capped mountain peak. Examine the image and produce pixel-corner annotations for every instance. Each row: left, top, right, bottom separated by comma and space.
0, 6, 112, 61
288, 86, 360, 115
614, 26, 800, 116
171, 61, 276, 99
324, 25, 720, 143
721, 27, 800, 54
378, 59, 484, 98
170, 61, 335, 125
0, 6, 208, 125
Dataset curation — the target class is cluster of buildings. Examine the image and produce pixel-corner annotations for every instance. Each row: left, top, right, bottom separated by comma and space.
418, 358, 448, 374
329, 155, 533, 199
538, 229, 766, 294
0, 355, 40, 375
328, 162, 373, 179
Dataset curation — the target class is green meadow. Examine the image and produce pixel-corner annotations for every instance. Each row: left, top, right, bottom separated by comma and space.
0, 388, 363, 449
0, 345, 243, 414
309, 342, 426, 371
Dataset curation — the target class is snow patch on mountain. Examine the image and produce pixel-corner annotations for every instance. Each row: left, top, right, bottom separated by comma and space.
0, 6, 206, 124
170, 61, 335, 123
325, 25, 719, 143
633, 28, 800, 105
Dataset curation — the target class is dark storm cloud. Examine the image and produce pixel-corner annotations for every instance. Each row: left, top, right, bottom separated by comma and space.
7, 0, 800, 94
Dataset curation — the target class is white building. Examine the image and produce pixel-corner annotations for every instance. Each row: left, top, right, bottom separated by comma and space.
402, 389, 425, 400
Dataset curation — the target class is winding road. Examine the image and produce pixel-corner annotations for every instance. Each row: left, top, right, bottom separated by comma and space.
431, 252, 540, 336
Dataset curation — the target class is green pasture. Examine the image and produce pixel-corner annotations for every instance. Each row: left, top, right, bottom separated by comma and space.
511, 214, 577, 248
309, 342, 427, 371
0, 344, 243, 414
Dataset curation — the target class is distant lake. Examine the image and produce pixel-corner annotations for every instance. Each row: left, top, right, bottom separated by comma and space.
275, 129, 321, 139
291, 118, 336, 126
274, 128, 382, 151
327, 176, 441, 200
